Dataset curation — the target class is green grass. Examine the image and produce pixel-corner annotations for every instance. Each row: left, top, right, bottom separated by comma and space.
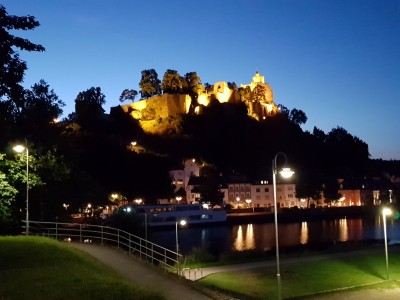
198, 249, 400, 299
0, 236, 165, 300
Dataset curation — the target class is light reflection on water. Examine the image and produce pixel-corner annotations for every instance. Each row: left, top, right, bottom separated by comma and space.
300, 222, 308, 245
150, 217, 400, 255
233, 224, 256, 251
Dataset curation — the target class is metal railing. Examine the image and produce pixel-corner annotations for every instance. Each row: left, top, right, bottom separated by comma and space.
26, 220, 182, 274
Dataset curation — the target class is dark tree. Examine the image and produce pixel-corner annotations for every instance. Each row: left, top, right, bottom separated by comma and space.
289, 108, 308, 125
277, 104, 290, 117
139, 69, 161, 99
295, 170, 323, 208
73, 87, 106, 129
198, 166, 225, 206
18, 80, 65, 145
0, 5, 45, 108
119, 89, 138, 103
0, 5, 45, 142
312, 126, 326, 142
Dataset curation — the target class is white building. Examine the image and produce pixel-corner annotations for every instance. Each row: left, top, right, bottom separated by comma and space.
251, 181, 305, 209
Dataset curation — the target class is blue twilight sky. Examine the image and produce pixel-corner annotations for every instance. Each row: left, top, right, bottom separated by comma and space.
3, 0, 400, 160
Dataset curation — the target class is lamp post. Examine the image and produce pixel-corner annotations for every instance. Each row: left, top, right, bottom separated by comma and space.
382, 207, 392, 280
13, 144, 29, 235
175, 219, 187, 275
272, 152, 294, 300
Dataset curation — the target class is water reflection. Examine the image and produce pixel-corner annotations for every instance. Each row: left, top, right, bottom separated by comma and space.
339, 218, 348, 241
233, 224, 256, 251
300, 222, 308, 244
150, 217, 400, 256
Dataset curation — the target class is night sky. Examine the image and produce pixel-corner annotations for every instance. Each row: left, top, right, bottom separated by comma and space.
4, 0, 400, 160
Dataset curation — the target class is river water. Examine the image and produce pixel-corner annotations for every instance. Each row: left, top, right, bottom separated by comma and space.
149, 216, 400, 256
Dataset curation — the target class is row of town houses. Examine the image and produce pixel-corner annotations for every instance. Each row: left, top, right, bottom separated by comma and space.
168, 159, 396, 209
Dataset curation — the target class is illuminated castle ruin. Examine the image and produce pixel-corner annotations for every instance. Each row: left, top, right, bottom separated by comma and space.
121, 72, 279, 133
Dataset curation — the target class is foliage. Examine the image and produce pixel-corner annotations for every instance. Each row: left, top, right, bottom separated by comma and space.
73, 87, 106, 129
183, 247, 217, 266
0, 5, 45, 105
139, 69, 161, 99
0, 150, 43, 224
295, 170, 323, 207
0, 154, 18, 223
183, 72, 202, 94
119, 89, 138, 103
289, 108, 308, 125
161, 69, 183, 94
198, 165, 225, 206
250, 84, 269, 103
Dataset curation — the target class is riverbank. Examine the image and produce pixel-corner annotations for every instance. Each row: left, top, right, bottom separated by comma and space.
226, 205, 384, 224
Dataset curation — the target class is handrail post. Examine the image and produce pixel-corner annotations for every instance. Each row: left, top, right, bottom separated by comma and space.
55, 222, 58, 240
117, 229, 120, 248
79, 224, 82, 243
101, 226, 104, 245
129, 234, 133, 254
139, 238, 142, 259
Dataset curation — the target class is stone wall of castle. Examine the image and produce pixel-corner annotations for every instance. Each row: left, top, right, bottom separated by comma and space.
121, 94, 191, 120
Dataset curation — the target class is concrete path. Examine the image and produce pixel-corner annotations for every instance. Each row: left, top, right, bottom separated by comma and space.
67, 242, 218, 300
69, 242, 400, 300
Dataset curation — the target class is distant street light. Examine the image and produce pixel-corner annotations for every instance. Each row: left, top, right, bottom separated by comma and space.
245, 199, 253, 212
272, 152, 294, 300
382, 207, 392, 280
176, 196, 182, 204
13, 143, 29, 235
236, 197, 240, 208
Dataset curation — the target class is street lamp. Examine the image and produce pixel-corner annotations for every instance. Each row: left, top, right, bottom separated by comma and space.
382, 207, 392, 280
272, 152, 294, 300
175, 219, 187, 275
176, 196, 182, 204
13, 144, 29, 235
175, 219, 187, 254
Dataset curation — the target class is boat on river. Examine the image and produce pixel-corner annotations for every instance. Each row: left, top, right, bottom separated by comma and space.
123, 204, 227, 227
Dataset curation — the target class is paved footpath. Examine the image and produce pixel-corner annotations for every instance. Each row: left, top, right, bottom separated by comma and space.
67, 243, 225, 300
69, 243, 400, 300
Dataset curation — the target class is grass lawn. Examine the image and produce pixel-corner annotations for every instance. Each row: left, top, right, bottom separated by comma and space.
0, 236, 164, 300
198, 248, 400, 299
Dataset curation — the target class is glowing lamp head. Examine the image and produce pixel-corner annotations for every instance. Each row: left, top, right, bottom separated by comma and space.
179, 219, 187, 226
279, 167, 294, 178
382, 207, 392, 216
13, 145, 25, 153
